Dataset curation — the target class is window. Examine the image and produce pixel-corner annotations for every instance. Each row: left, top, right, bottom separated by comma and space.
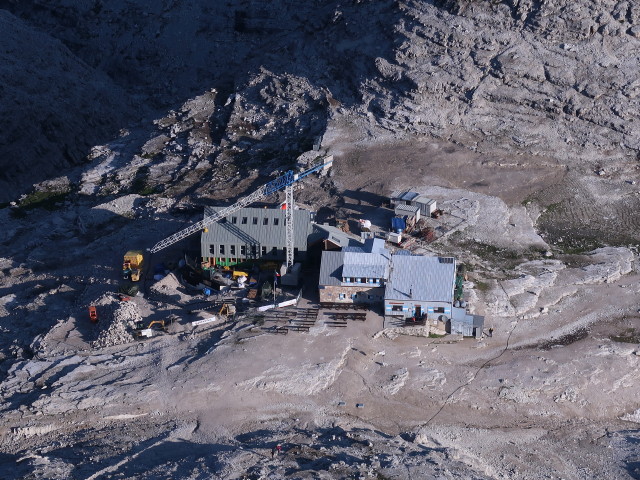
240, 245, 246, 256
252, 217, 258, 225
230, 245, 236, 255
242, 217, 247, 224
351, 293, 357, 300
219, 245, 225, 255
360, 277, 366, 284
232, 216, 237, 224
434, 307, 445, 313
251, 245, 257, 255
263, 218, 269, 225
368, 295, 374, 300
368, 278, 375, 284
273, 218, 279, 226
392, 305, 403, 312
261, 246, 267, 255
209, 245, 216, 254
339, 293, 346, 300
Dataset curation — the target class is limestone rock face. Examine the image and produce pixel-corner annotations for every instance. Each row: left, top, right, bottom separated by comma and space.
3, 0, 640, 202
0, 10, 129, 202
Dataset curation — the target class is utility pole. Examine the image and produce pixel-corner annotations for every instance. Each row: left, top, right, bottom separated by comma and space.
273, 269, 277, 306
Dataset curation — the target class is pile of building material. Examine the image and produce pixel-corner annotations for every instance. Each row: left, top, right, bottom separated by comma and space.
149, 272, 192, 303
91, 297, 142, 349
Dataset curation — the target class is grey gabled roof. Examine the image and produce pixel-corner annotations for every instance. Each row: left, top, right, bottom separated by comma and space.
385, 255, 456, 302
414, 195, 435, 206
342, 251, 390, 279
319, 250, 344, 286
201, 206, 312, 249
395, 204, 420, 215
452, 307, 485, 328
345, 238, 387, 254
390, 190, 420, 202
311, 223, 364, 248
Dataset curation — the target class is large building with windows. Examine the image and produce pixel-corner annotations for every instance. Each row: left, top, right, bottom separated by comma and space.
200, 206, 314, 268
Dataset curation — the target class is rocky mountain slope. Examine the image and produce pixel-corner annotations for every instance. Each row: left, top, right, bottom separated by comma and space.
0, 1, 639, 479
2, 0, 639, 204
0, 9, 130, 203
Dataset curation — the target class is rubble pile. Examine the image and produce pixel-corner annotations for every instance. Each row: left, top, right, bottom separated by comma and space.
91, 300, 142, 349
148, 273, 193, 304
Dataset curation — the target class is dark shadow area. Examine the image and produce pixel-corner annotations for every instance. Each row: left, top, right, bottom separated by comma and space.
1, 0, 408, 202
341, 189, 388, 208
67, 435, 234, 479
235, 429, 276, 447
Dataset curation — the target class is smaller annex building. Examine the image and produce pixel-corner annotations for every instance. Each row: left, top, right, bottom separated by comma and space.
201, 206, 313, 268
318, 239, 389, 304
390, 190, 437, 216
384, 254, 456, 319
309, 223, 364, 250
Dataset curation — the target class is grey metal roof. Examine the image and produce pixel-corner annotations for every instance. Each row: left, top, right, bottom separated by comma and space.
346, 238, 388, 254
342, 251, 390, 279
366, 238, 387, 254
201, 206, 312, 250
395, 204, 420, 215
390, 190, 420, 202
414, 195, 435, 206
452, 307, 484, 328
385, 255, 456, 302
319, 251, 344, 286
311, 223, 363, 248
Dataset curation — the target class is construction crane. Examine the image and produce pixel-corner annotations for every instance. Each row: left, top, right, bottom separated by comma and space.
149, 157, 333, 267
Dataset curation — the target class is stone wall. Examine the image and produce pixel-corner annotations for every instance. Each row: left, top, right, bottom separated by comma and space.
319, 285, 384, 304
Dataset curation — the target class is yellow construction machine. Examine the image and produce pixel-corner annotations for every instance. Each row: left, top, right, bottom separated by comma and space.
221, 267, 249, 280
134, 319, 171, 339
123, 250, 144, 282
219, 302, 236, 320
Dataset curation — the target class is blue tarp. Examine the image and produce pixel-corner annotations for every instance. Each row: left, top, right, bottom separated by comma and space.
391, 216, 406, 233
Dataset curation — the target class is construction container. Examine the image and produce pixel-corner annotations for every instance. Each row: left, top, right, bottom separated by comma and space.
387, 232, 402, 244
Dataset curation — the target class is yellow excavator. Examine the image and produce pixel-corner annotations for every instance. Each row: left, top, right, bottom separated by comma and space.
134, 319, 171, 339
123, 250, 144, 282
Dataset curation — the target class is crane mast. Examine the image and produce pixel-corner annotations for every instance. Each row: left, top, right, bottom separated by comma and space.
149, 157, 332, 254
284, 184, 294, 268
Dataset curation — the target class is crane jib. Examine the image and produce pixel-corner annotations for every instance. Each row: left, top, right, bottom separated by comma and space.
264, 170, 295, 196
149, 159, 332, 253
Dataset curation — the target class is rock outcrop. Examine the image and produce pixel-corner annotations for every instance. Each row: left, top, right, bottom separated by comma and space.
0, 10, 129, 202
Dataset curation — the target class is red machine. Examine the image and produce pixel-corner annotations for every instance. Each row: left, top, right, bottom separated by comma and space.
88, 306, 98, 323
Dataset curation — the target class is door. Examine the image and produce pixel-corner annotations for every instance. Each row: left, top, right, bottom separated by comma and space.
414, 305, 422, 318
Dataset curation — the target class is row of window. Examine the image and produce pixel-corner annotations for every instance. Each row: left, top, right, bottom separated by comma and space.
222, 216, 280, 226
208, 244, 298, 257
338, 293, 381, 300
342, 277, 380, 284
389, 305, 446, 313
